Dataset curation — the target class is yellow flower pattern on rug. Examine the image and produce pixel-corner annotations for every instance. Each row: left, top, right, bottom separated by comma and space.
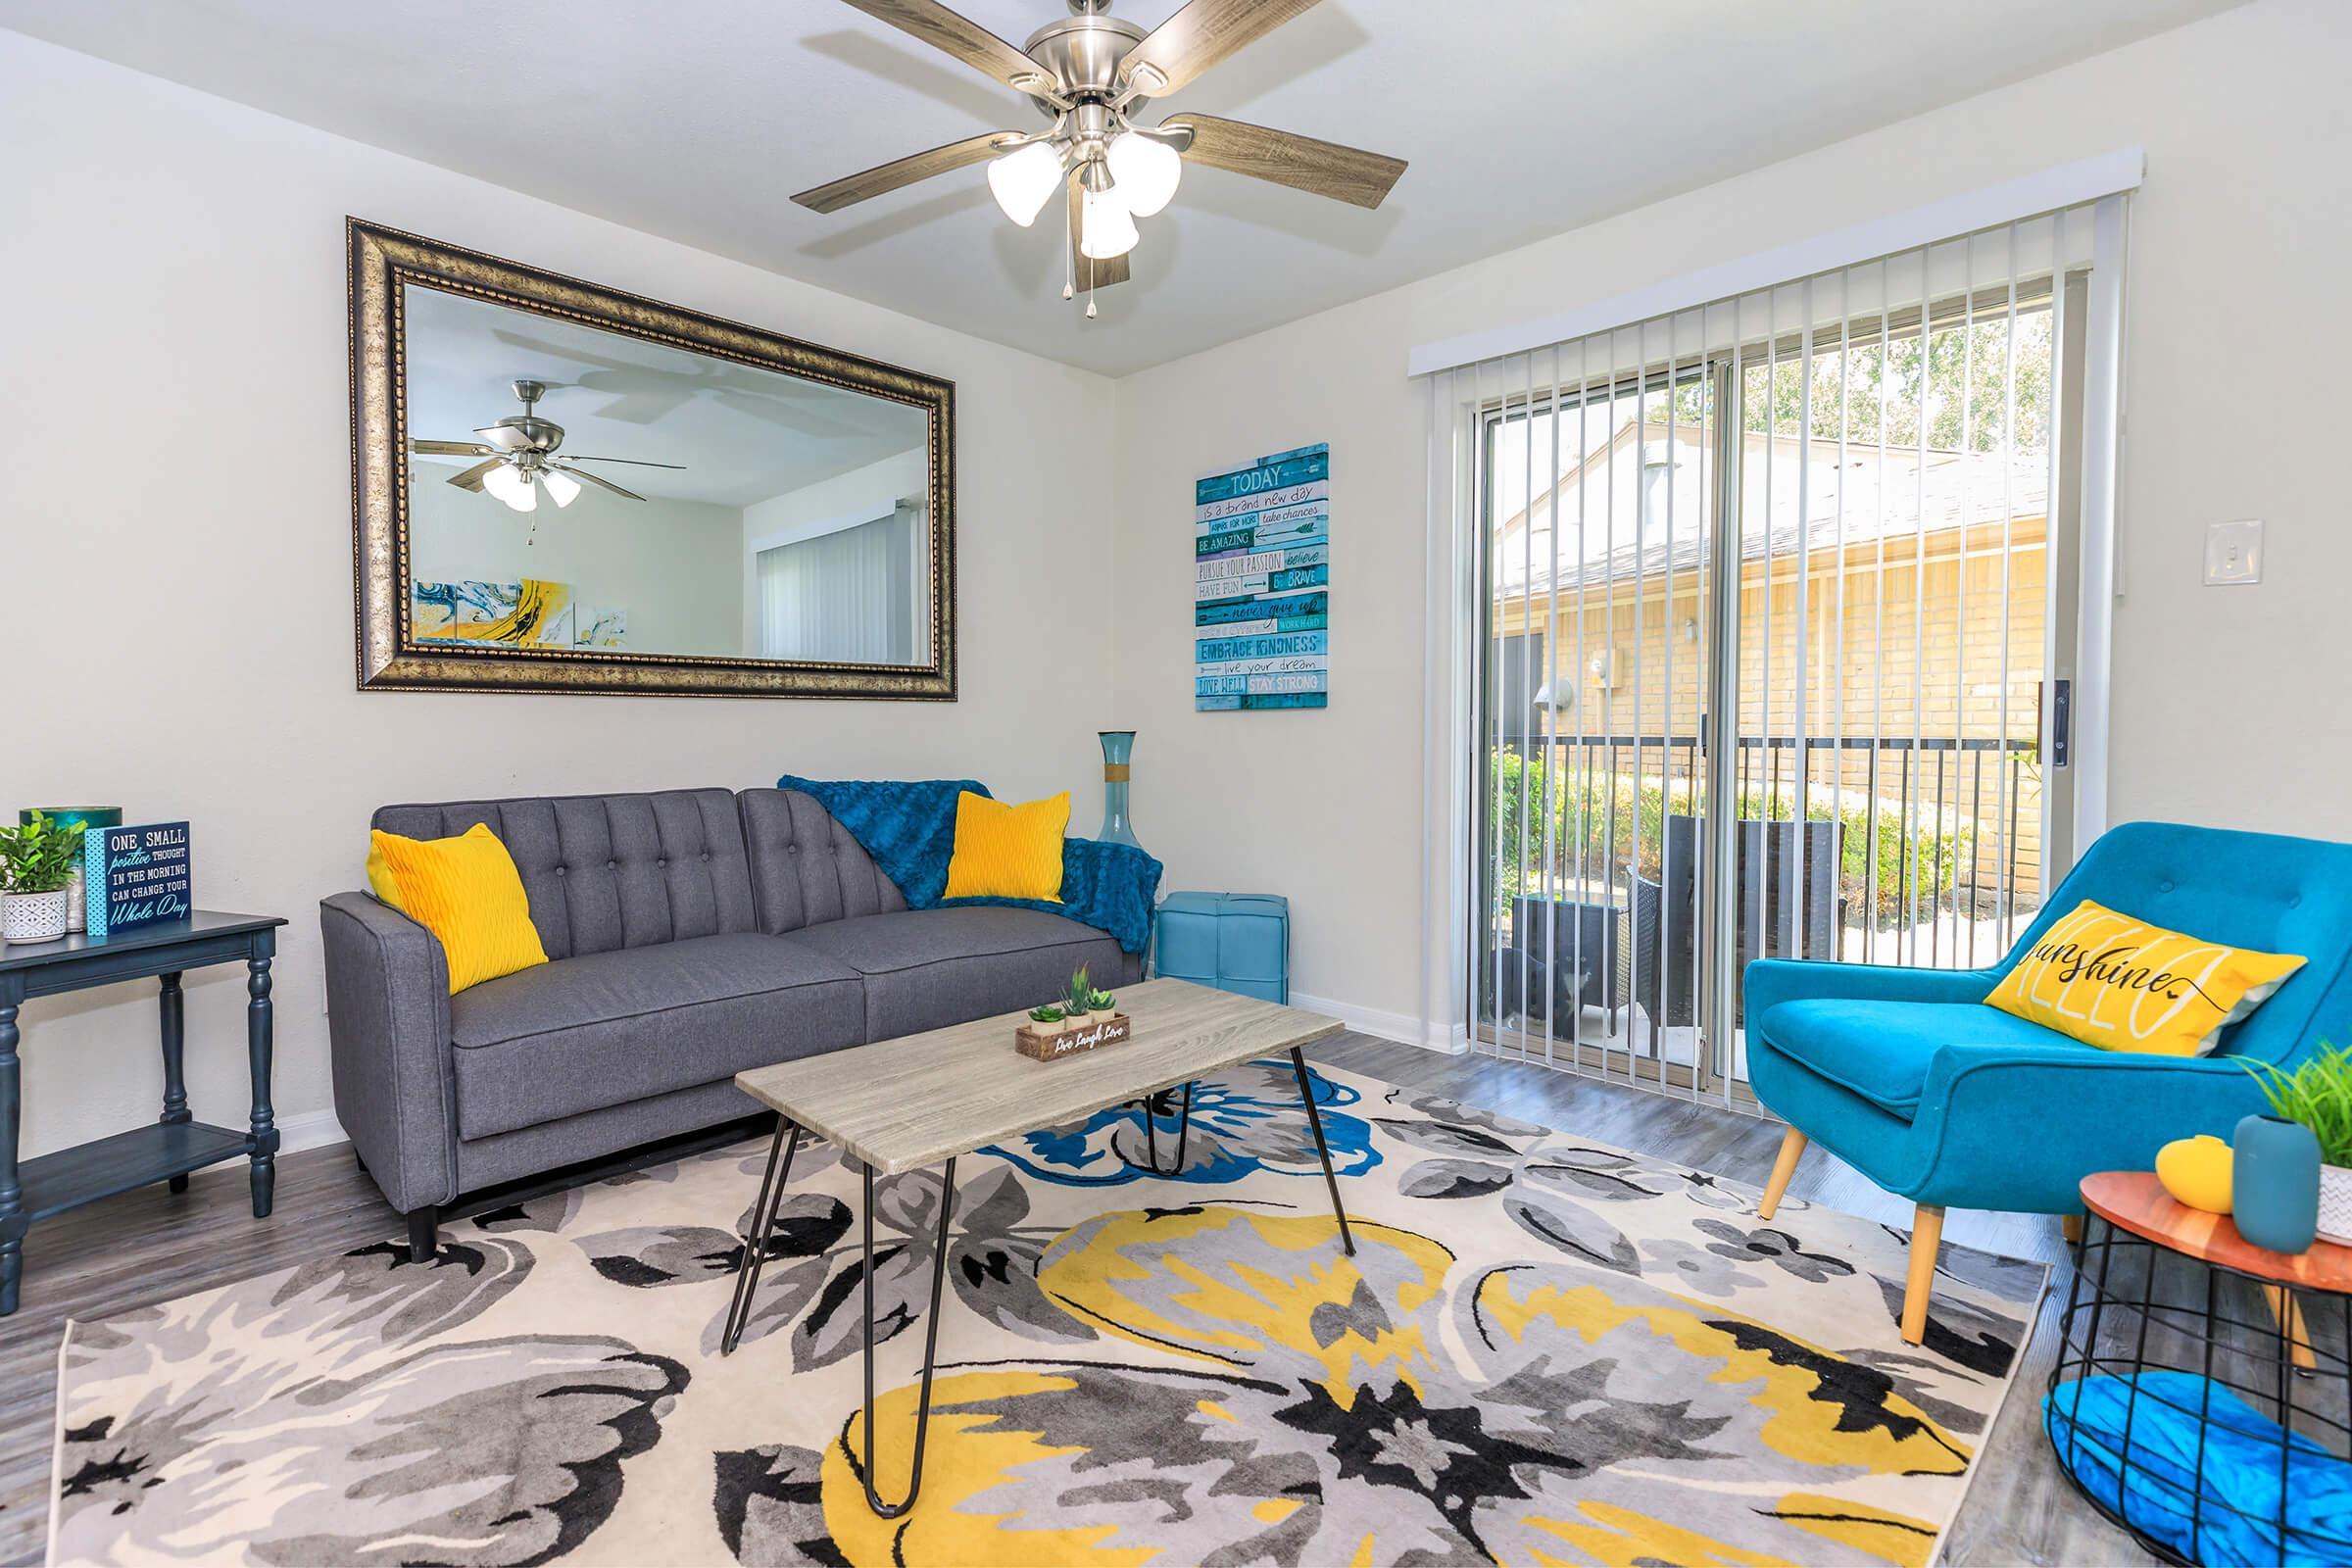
50, 1066, 2044, 1566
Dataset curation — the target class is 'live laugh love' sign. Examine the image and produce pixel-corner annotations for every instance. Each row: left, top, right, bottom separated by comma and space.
82, 821, 192, 939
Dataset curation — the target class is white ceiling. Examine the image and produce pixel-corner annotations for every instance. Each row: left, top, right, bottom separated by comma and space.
1, 0, 2235, 375
404, 283, 926, 508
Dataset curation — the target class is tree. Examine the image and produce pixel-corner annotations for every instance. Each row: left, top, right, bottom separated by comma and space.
1652, 308, 2052, 455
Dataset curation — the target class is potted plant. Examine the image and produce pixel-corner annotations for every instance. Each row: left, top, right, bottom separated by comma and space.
0, 810, 85, 944
1064, 965, 1095, 1025
1027, 1003, 1067, 1039
1084, 986, 1118, 1026
2247, 1046, 2352, 1246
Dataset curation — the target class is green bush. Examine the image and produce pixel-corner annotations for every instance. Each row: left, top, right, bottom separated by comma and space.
1487, 748, 1977, 929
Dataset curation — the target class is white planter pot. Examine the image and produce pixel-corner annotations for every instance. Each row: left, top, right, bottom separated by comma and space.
2318, 1164, 2352, 1248
2, 889, 70, 944
1031, 1016, 1066, 1038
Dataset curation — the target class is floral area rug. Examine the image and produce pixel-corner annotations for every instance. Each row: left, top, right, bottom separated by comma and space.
49, 1059, 2045, 1566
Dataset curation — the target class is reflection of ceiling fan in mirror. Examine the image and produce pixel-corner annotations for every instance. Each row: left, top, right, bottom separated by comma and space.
410, 379, 685, 514
794, 0, 1406, 316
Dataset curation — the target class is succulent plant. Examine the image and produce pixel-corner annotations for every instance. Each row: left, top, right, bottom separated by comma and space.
1085, 987, 1116, 1013
1029, 1004, 1065, 1024
1064, 964, 1093, 1013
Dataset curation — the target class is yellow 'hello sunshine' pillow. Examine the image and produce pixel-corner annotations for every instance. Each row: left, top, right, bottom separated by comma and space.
368, 822, 549, 994
942, 790, 1068, 903
1984, 898, 2305, 1056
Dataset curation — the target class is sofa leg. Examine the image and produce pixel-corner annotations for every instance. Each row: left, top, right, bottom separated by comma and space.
1901, 1204, 1944, 1345
2061, 1212, 2083, 1245
1757, 1126, 1807, 1221
406, 1205, 440, 1261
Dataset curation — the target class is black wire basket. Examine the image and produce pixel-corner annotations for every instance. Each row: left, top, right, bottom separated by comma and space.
2047, 1217, 2352, 1565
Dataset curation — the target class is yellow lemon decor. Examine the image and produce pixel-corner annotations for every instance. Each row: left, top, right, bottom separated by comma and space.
1984, 898, 2306, 1056
2156, 1133, 2235, 1214
942, 789, 1069, 903
367, 822, 549, 994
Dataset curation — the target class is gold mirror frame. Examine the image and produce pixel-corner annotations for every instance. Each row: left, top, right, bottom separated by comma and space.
347, 218, 956, 699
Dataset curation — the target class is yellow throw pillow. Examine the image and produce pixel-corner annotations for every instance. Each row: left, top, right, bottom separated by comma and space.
942, 790, 1068, 903
368, 822, 549, 994
1984, 898, 2305, 1056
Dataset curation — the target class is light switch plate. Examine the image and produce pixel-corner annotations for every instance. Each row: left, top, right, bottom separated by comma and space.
2205, 519, 2264, 585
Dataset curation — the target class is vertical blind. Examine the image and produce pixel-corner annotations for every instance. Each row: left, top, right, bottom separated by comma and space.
757, 505, 924, 664
1420, 198, 2125, 1108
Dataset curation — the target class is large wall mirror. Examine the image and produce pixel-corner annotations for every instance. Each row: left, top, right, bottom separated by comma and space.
349, 220, 956, 698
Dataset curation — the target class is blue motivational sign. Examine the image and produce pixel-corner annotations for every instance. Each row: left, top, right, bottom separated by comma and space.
82, 821, 192, 939
1196, 442, 1329, 711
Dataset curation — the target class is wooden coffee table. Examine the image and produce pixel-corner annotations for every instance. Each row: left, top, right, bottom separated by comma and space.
719, 978, 1350, 1517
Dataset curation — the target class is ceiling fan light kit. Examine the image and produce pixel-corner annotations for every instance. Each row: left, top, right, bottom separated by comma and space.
808, 0, 1407, 316
409, 377, 688, 525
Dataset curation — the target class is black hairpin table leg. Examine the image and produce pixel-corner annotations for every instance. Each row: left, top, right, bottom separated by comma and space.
1135, 1082, 1195, 1177
720, 1118, 802, 1355
1291, 1047, 1356, 1255
861, 1156, 957, 1519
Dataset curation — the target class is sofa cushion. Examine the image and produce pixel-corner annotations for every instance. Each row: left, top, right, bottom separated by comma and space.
449, 933, 864, 1139
778, 906, 1128, 1042
739, 787, 906, 935
1752, 999, 2085, 1121
374, 790, 756, 960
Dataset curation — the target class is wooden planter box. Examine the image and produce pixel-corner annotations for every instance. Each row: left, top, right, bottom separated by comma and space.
1015, 1013, 1132, 1061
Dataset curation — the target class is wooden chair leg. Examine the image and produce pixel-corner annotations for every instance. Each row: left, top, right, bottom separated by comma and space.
1757, 1126, 1807, 1221
2262, 1284, 2319, 1372
1901, 1204, 1945, 1346
2062, 1213, 2083, 1245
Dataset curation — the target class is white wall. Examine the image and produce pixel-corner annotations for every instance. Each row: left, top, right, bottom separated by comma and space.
0, 32, 1116, 1159
1110, 0, 2352, 1041
410, 479, 743, 657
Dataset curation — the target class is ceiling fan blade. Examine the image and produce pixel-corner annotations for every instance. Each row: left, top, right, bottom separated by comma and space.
1121, 0, 1322, 98
838, 0, 1044, 91
552, 464, 645, 503
1067, 175, 1132, 289
412, 438, 495, 456
446, 459, 503, 492
793, 130, 1024, 214
561, 456, 689, 469
1167, 114, 1406, 209
474, 423, 531, 452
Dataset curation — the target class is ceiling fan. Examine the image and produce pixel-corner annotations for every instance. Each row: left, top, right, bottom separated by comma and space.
410, 379, 686, 514
795, 0, 1406, 315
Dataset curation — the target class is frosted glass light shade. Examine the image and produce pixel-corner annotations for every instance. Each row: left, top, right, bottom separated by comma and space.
482, 463, 535, 512
987, 141, 1062, 226
1106, 131, 1181, 218
1079, 185, 1139, 260
539, 467, 581, 508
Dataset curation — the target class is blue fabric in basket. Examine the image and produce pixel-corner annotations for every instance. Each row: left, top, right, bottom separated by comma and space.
2043, 1370, 2352, 1566
776, 776, 1161, 954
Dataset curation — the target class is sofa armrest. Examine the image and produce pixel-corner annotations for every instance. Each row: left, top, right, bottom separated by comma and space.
1743, 957, 1998, 1019
319, 891, 458, 1213
1903, 1042, 2269, 1211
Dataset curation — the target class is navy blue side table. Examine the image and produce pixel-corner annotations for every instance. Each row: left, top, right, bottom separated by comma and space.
0, 909, 285, 1315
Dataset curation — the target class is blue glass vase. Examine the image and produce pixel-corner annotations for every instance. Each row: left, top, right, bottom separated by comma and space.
2232, 1113, 2320, 1254
1098, 730, 1140, 850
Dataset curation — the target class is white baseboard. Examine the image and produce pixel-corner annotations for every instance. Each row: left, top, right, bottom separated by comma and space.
274, 1107, 349, 1155
1292, 991, 1468, 1055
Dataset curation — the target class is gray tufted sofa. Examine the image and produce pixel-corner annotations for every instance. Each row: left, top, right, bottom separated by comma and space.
319, 787, 1141, 1255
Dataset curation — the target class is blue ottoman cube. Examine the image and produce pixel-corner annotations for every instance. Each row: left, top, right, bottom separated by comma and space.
1154, 892, 1289, 1004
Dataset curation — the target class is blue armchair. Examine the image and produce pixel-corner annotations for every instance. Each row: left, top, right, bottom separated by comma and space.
1747, 821, 2352, 1345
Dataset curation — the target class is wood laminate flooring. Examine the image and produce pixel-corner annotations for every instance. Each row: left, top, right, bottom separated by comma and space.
0, 1033, 2163, 1565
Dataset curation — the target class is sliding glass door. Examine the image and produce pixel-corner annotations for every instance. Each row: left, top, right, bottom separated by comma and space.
1469, 228, 2088, 1103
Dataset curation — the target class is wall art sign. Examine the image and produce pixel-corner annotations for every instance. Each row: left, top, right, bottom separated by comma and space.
1195, 441, 1329, 710
82, 821, 192, 939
